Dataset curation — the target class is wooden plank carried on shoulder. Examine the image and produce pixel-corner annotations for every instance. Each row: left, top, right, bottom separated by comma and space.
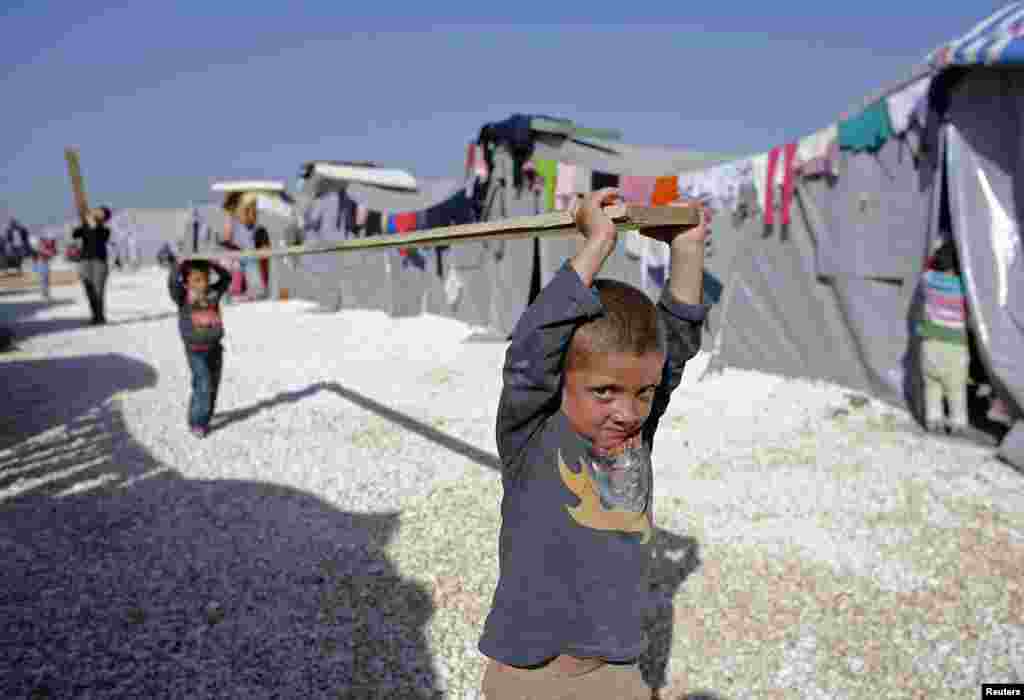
64, 147, 90, 224
183, 203, 699, 262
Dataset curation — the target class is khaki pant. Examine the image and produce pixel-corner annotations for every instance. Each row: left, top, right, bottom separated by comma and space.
482, 658, 650, 700
921, 338, 969, 430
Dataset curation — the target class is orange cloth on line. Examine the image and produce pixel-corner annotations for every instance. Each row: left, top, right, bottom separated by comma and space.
651, 176, 680, 206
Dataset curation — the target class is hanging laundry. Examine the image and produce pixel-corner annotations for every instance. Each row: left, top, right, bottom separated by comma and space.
620, 176, 658, 261
641, 237, 670, 299
444, 266, 464, 306
750, 153, 769, 208
592, 171, 619, 192
534, 159, 558, 212
712, 160, 755, 213
365, 211, 382, 237
465, 142, 476, 178
392, 212, 417, 233
677, 161, 753, 214
886, 77, 932, 135
795, 125, 839, 178
555, 162, 578, 211
764, 144, 798, 226
478, 114, 535, 189
356, 203, 369, 229
838, 101, 894, 153
574, 164, 592, 195
620, 176, 657, 205
651, 176, 679, 206
389, 211, 419, 259
465, 143, 490, 198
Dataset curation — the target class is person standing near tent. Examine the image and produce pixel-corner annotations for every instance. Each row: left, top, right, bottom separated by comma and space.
72, 206, 114, 325
917, 240, 970, 436
220, 193, 258, 302
478, 189, 708, 700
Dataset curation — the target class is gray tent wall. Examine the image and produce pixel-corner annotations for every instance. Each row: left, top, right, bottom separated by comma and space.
107, 208, 191, 265
705, 64, 1024, 467
704, 181, 881, 398
278, 174, 472, 316
707, 105, 942, 409
446, 145, 541, 335
944, 68, 1024, 464
362, 178, 467, 320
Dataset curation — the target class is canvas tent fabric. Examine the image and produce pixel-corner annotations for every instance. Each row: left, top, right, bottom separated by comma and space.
280, 172, 475, 315
942, 69, 1024, 467
704, 7, 1024, 470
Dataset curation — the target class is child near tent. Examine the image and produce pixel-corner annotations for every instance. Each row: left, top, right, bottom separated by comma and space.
168, 257, 232, 438
478, 188, 709, 699
917, 240, 970, 435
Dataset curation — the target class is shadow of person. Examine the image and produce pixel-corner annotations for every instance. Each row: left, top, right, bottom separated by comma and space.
2, 478, 440, 699
1, 355, 440, 699
641, 530, 701, 697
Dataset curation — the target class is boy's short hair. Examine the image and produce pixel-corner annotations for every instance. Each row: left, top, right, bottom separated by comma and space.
567, 279, 666, 367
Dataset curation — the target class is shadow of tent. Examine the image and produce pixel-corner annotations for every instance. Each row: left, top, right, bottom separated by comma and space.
0, 354, 440, 698
1, 306, 183, 348
210, 380, 715, 696
0, 296, 74, 322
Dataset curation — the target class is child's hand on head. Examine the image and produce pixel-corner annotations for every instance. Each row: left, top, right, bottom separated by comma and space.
571, 188, 621, 244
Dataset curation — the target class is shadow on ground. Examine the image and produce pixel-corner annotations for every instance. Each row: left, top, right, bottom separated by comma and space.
210, 379, 715, 697
0, 353, 439, 699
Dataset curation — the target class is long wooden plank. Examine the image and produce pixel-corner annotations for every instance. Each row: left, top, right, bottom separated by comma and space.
64, 147, 89, 224
184, 203, 699, 262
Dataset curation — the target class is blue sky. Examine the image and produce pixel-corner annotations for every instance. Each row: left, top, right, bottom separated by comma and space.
0, 2, 1006, 227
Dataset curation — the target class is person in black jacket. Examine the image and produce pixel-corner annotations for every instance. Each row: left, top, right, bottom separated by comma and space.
72, 206, 114, 324
168, 258, 231, 438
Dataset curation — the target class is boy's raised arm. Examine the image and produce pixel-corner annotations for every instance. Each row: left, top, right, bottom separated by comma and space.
642, 204, 711, 446
496, 261, 604, 471
495, 189, 620, 471
167, 263, 186, 306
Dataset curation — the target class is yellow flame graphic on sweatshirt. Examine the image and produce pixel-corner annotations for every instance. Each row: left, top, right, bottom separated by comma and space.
558, 450, 652, 544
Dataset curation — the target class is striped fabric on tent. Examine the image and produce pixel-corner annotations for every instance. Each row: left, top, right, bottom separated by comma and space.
927, 3, 1024, 68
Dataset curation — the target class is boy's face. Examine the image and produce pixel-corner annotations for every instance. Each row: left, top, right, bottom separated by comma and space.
186, 269, 210, 294
562, 349, 665, 454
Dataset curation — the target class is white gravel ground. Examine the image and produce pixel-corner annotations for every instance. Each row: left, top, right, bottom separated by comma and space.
1, 266, 1021, 699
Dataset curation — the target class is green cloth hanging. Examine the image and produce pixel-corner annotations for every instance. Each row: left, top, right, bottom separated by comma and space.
534, 158, 558, 212
838, 100, 894, 153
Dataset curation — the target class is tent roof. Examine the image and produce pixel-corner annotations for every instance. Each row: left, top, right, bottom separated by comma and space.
531, 133, 736, 176
343, 177, 466, 213
927, 3, 1024, 69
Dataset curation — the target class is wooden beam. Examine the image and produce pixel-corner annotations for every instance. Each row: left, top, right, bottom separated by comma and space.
184, 203, 699, 262
64, 147, 89, 224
